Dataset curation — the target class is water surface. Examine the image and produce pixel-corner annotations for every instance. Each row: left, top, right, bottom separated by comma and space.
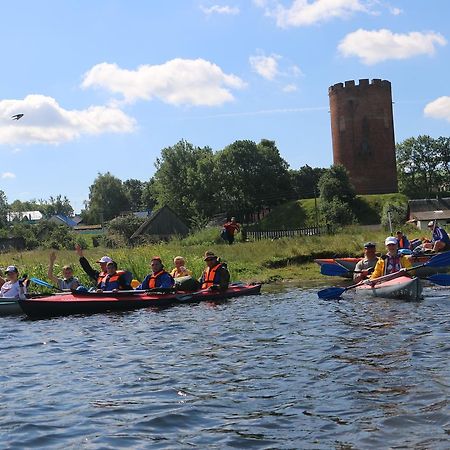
1, 285, 449, 449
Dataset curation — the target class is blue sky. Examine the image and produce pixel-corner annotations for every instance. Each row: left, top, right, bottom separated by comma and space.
1, 0, 449, 213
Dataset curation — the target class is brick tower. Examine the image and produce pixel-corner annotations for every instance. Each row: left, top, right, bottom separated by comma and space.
328, 79, 398, 194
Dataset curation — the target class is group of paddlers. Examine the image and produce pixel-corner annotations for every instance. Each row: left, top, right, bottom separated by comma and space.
353, 221, 450, 284
0, 245, 231, 300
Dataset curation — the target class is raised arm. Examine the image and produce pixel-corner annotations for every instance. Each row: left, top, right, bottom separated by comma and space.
47, 251, 60, 285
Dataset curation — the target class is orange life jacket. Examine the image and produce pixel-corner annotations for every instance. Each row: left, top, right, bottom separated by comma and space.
149, 270, 165, 289
201, 263, 222, 289
100, 270, 127, 290
97, 271, 108, 285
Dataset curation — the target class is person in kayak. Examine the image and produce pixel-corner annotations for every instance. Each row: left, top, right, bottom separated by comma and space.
48, 251, 80, 291
353, 242, 379, 283
170, 256, 192, 278
424, 221, 450, 252
199, 251, 230, 291
137, 256, 174, 290
75, 244, 112, 285
0, 265, 27, 299
96, 261, 133, 292
396, 231, 410, 250
369, 236, 412, 281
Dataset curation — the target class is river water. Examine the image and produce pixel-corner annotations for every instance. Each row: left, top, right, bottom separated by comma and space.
1, 284, 449, 449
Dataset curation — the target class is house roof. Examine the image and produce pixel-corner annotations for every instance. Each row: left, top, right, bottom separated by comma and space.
408, 198, 450, 220
51, 214, 78, 227
7, 210, 43, 221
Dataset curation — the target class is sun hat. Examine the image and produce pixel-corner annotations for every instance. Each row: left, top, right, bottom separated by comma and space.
364, 242, 376, 248
385, 236, 398, 246
204, 251, 217, 261
96, 256, 113, 263
5, 265, 18, 273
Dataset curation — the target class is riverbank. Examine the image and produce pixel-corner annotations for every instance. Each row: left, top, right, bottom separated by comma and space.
0, 226, 416, 287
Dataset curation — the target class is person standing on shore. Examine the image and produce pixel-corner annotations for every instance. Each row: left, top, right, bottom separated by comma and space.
353, 242, 379, 283
221, 217, 240, 245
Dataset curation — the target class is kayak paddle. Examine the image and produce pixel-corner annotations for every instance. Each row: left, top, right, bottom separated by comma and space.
426, 273, 450, 286
320, 263, 373, 277
318, 251, 450, 300
30, 277, 64, 292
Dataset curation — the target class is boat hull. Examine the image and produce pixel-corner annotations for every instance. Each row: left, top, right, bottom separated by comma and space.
19, 284, 262, 318
0, 299, 22, 315
355, 276, 423, 301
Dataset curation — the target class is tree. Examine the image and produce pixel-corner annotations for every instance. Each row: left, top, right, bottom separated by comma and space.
396, 135, 444, 198
83, 172, 130, 223
152, 140, 217, 222
318, 164, 355, 204
215, 139, 292, 219
141, 178, 157, 211
318, 165, 356, 226
42, 195, 74, 217
123, 179, 145, 211
0, 190, 8, 228
290, 165, 328, 199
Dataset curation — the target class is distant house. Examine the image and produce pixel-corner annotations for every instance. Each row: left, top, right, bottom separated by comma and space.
130, 206, 189, 241
48, 214, 78, 228
73, 224, 104, 234
7, 210, 43, 223
408, 198, 450, 230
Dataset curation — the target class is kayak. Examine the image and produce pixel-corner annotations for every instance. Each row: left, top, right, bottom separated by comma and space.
0, 299, 22, 315
355, 276, 423, 301
315, 254, 450, 278
18, 283, 262, 318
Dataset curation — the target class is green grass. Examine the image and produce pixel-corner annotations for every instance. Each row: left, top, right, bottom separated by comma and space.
0, 224, 430, 291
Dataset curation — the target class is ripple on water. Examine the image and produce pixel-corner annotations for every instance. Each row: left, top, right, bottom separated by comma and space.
0, 286, 449, 448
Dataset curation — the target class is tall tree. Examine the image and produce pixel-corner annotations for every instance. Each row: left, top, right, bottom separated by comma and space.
42, 195, 74, 217
0, 190, 8, 228
123, 179, 145, 211
290, 165, 328, 199
152, 140, 217, 222
396, 135, 443, 198
83, 172, 130, 223
215, 139, 291, 218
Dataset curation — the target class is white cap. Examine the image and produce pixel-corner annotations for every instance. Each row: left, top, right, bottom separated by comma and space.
5, 265, 18, 273
96, 256, 113, 263
427, 221, 435, 227
385, 236, 398, 246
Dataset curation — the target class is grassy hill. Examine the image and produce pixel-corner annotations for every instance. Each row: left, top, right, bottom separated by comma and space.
253, 193, 408, 230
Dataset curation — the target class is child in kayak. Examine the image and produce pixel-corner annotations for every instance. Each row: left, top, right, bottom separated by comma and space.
0, 265, 27, 299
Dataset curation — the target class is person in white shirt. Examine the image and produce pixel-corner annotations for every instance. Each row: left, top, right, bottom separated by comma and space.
0, 265, 27, 300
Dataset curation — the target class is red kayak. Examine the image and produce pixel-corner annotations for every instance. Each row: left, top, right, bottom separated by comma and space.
19, 283, 262, 318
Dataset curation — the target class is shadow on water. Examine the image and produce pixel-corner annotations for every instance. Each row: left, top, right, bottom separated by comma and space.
0, 284, 449, 448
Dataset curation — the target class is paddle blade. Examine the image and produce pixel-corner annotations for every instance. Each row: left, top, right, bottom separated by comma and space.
317, 286, 346, 300
425, 251, 450, 268
30, 277, 56, 289
320, 263, 349, 276
427, 273, 450, 286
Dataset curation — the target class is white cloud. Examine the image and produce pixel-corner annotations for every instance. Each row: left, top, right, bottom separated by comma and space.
201, 4, 240, 15
249, 54, 281, 80
0, 94, 136, 145
424, 96, 450, 123
283, 84, 299, 92
256, 0, 369, 28
338, 28, 447, 65
1, 172, 16, 179
389, 6, 402, 15
82, 59, 246, 106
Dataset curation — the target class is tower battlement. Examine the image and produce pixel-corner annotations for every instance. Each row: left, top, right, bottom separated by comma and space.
328, 79, 391, 95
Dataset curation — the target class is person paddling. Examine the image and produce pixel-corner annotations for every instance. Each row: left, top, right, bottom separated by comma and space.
199, 251, 230, 291
137, 257, 174, 290
353, 242, 379, 283
369, 236, 412, 283
424, 221, 450, 252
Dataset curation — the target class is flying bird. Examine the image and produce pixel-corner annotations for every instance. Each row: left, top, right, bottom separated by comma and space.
11, 114, 24, 120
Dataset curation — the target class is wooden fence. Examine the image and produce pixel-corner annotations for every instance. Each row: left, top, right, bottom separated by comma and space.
243, 226, 330, 241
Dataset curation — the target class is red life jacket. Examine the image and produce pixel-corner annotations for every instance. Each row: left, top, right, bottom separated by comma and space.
149, 270, 166, 289
100, 270, 127, 290
201, 263, 222, 289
